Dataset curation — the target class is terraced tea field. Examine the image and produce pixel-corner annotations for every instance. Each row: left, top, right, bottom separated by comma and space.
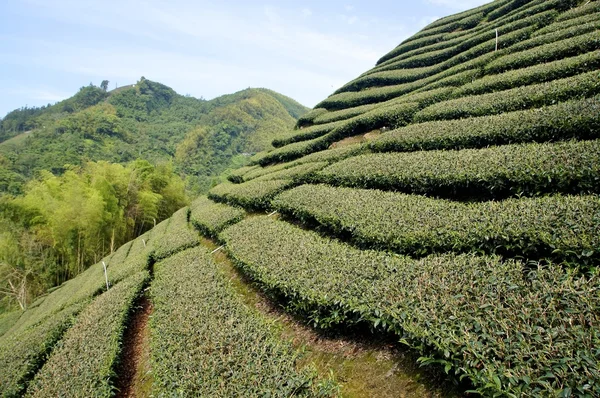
1, 0, 598, 396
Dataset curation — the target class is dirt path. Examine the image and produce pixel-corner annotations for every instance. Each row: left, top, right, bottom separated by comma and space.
115, 294, 153, 398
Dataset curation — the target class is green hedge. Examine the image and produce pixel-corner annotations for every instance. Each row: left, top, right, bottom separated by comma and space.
375, 8, 556, 72
150, 247, 329, 396
485, 29, 600, 75
377, 0, 508, 64
375, 19, 542, 74
371, 97, 600, 153
296, 108, 328, 128
0, 311, 21, 338
152, 207, 199, 261
253, 162, 327, 183
189, 196, 245, 239
316, 140, 600, 200
272, 120, 342, 148
555, 1, 600, 22
312, 103, 378, 125
2, 252, 114, 341
417, 0, 508, 31
209, 179, 293, 211
227, 165, 260, 183
256, 103, 419, 166
0, 302, 86, 397
377, 0, 550, 66
336, 50, 491, 95
221, 216, 600, 397
293, 143, 367, 165
26, 272, 149, 398
107, 240, 132, 266
252, 136, 331, 166
414, 70, 600, 122
273, 184, 600, 266
534, 10, 600, 37
455, 51, 600, 97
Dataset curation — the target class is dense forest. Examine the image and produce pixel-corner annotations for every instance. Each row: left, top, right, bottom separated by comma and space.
0, 79, 307, 310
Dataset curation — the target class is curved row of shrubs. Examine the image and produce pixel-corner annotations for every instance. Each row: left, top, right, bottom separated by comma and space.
414, 70, 600, 122
370, 96, 600, 153
150, 247, 330, 396
273, 184, 600, 266
315, 139, 600, 200
189, 196, 245, 240
221, 216, 600, 397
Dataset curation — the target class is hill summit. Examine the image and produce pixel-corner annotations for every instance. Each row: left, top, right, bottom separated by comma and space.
1, 0, 599, 396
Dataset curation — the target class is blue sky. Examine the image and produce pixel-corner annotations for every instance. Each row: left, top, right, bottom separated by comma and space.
0, 0, 491, 117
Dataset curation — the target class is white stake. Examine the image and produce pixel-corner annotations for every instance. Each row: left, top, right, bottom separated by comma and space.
102, 261, 110, 290
211, 245, 225, 254
142, 238, 146, 247
267, 210, 278, 217
495, 29, 499, 52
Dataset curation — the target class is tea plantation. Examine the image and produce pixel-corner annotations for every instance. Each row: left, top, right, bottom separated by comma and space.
1, 0, 598, 396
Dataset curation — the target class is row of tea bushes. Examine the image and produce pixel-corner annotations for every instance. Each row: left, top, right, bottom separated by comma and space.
485, 29, 600, 74
454, 50, 600, 97
370, 96, 600, 153
533, 9, 600, 38
273, 184, 600, 265
189, 196, 245, 239
150, 247, 332, 396
151, 207, 199, 261
221, 216, 600, 397
26, 272, 149, 397
209, 179, 293, 211
315, 140, 600, 200
227, 165, 260, 183
413, 70, 600, 122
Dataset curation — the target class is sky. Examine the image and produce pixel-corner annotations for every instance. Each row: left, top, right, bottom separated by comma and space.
0, 0, 491, 117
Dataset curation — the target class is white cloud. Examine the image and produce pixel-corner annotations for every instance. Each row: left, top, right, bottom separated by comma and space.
8, 0, 406, 108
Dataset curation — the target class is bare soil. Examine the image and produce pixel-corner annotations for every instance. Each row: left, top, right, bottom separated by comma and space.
115, 294, 153, 398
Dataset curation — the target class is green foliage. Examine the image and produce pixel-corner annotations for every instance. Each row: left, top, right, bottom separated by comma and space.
189, 196, 245, 239
296, 108, 328, 128
26, 271, 149, 398
0, 301, 86, 397
377, 1, 563, 71
0, 311, 21, 337
253, 136, 332, 167
373, 23, 537, 75
256, 103, 419, 167
455, 50, 600, 97
555, 1, 600, 22
4, 160, 187, 289
150, 247, 330, 396
371, 97, 600, 152
226, 165, 260, 183
209, 180, 292, 211
414, 70, 600, 122
151, 207, 199, 261
55, 103, 126, 141
317, 140, 600, 200
485, 28, 600, 74
534, 10, 600, 37
272, 120, 341, 148
274, 184, 600, 266
222, 216, 600, 397
174, 89, 306, 192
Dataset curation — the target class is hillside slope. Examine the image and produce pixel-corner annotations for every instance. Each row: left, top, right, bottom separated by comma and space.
1, 0, 599, 397
0, 79, 308, 194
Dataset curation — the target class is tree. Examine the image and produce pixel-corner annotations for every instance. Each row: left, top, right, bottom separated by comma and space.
100, 80, 109, 92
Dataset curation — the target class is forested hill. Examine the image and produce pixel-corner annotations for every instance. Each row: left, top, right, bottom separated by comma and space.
1, 0, 599, 397
0, 78, 308, 194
